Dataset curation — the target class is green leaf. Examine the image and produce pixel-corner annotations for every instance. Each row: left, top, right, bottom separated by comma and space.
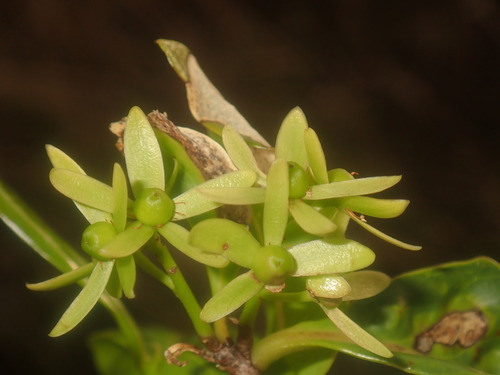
264, 159, 289, 246
196, 186, 266, 205
173, 170, 256, 220
289, 200, 336, 236
112, 163, 128, 232
157, 222, 229, 268
50, 260, 114, 337
337, 196, 409, 218
124, 106, 165, 196
200, 270, 263, 322
342, 270, 391, 301
304, 175, 402, 200
156, 39, 191, 82
189, 218, 261, 268
304, 128, 329, 185
275, 107, 309, 168
288, 238, 375, 276
116, 256, 136, 299
97, 222, 155, 259
26, 263, 94, 291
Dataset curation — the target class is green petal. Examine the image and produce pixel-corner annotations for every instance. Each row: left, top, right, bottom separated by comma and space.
115, 256, 136, 299
200, 270, 263, 322
275, 107, 308, 168
112, 163, 128, 232
97, 221, 155, 259
158, 222, 229, 268
289, 200, 336, 236
342, 271, 391, 301
306, 275, 351, 299
304, 128, 329, 184
26, 263, 94, 291
337, 196, 409, 218
124, 106, 165, 196
49, 260, 114, 337
49, 168, 114, 213
196, 186, 265, 205
264, 159, 289, 246
288, 238, 375, 276
222, 126, 266, 183
189, 218, 261, 268
305, 175, 402, 200
173, 170, 256, 220
347, 211, 422, 250
320, 306, 393, 358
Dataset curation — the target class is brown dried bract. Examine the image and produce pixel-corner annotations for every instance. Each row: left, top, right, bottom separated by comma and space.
414, 310, 488, 353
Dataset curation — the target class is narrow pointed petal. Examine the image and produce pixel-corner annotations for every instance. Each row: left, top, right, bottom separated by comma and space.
97, 221, 155, 259
49, 260, 114, 337
337, 196, 409, 218
320, 306, 393, 358
289, 200, 336, 236
288, 239, 375, 276
50, 168, 114, 213
116, 256, 136, 298
200, 270, 263, 322
306, 275, 351, 299
275, 108, 308, 168
347, 211, 422, 250
112, 163, 128, 232
173, 170, 256, 220
196, 186, 265, 205
264, 159, 289, 246
342, 271, 391, 301
304, 128, 329, 184
158, 222, 229, 268
124, 106, 164, 196
189, 218, 261, 268
304, 176, 402, 200
26, 263, 94, 291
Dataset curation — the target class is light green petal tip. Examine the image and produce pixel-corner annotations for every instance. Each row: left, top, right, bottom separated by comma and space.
275, 107, 309, 168
112, 163, 128, 232
342, 271, 391, 301
124, 106, 165, 196
264, 159, 289, 246
49, 260, 114, 337
97, 222, 155, 259
338, 196, 409, 218
304, 128, 329, 184
26, 263, 94, 291
289, 200, 337, 236
156, 39, 191, 82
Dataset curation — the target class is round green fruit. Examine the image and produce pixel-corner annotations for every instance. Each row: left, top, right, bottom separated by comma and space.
288, 162, 311, 199
81, 221, 118, 260
133, 188, 174, 227
252, 245, 297, 286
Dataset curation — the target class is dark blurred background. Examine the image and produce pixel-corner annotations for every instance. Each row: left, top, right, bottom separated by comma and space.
0, 1, 498, 374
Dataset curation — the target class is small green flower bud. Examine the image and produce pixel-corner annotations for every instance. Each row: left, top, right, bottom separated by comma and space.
252, 245, 297, 286
288, 162, 311, 199
81, 221, 118, 260
133, 188, 174, 226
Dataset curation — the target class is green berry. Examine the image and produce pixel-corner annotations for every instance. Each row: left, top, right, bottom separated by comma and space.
288, 162, 311, 199
133, 188, 174, 226
252, 245, 297, 286
81, 221, 118, 260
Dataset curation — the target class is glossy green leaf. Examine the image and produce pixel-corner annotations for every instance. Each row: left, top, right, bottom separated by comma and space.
112, 163, 128, 232
116, 256, 136, 299
158, 222, 229, 268
304, 128, 329, 184
263, 159, 289, 246
306, 275, 351, 299
275, 108, 308, 168
50, 260, 114, 337
196, 186, 266, 205
189, 218, 261, 268
347, 210, 422, 250
342, 270, 391, 301
304, 175, 402, 200
124, 106, 165, 196
289, 200, 336, 236
200, 270, 263, 322
97, 222, 155, 259
26, 263, 94, 291
321, 306, 393, 358
288, 238, 375, 276
337, 196, 409, 218
49, 168, 114, 213
173, 170, 256, 220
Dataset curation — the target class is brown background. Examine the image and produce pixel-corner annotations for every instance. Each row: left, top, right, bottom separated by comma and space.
1, 1, 498, 374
